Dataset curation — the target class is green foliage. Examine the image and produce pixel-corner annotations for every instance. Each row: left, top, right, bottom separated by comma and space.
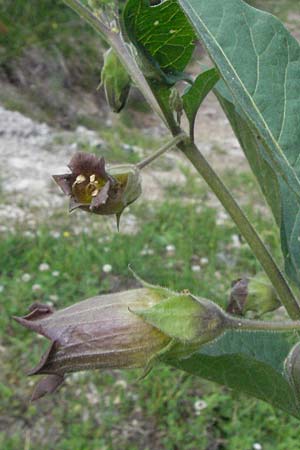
178, 0, 300, 287
2, 188, 299, 447
171, 331, 299, 418
183, 68, 220, 139
123, 0, 195, 83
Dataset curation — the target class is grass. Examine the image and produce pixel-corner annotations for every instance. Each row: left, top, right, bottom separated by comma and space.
1, 175, 299, 449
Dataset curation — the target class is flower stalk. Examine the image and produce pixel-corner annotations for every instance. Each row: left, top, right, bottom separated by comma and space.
136, 133, 186, 170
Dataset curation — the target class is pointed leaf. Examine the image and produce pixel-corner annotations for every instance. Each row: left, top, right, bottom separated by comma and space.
178, 0, 300, 201
183, 68, 220, 139
169, 330, 300, 418
178, 0, 300, 284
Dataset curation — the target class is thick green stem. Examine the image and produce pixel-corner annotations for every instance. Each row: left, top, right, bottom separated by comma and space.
228, 315, 300, 333
137, 134, 186, 170
179, 140, 300, 320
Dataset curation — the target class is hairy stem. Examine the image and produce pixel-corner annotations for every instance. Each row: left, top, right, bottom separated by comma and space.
228, 315, 300, 333
179, 140, 300, 320
63, 0, 166, 125
137, 134, 186, 170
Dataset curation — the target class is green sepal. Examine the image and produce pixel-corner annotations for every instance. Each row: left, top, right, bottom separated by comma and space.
131, 292, 227, 345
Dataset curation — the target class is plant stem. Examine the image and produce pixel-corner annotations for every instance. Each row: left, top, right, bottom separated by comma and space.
62, 0, 166, 125
179, 139, 300, 320
63, 0, 300, 321
136, 134, 186, 170
228, 315, 300, 333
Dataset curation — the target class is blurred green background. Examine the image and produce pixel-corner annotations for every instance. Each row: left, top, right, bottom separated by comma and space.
1, 1, 300, 449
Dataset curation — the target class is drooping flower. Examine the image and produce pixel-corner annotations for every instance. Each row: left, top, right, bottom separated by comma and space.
14, 280, 229, 400
53, 152, 141, 227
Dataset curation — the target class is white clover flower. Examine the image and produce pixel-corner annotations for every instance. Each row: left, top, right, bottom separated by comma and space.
39, 263, 50, 272
194, 399, 207, 415
253, 444, 263, 450
52, 271, 60, 277
140, 246, 154, 256
166, 244, 176, 254
50, 231, 61, 239
21, 273, 31, 282
0, 285, 4, 293
32, 284, 42, 292
102, 264, 112, 274
191, 264, 201, 273
115, 379, 128, 389
200, 257, 209, 266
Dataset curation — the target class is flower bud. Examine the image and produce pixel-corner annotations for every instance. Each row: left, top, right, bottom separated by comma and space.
14, 289, 170, 400
228, 273, 280, 316
53, 152, 141, 227
100, 47, 131, 113
284, 342, 300, 400
14, 280, 231, 400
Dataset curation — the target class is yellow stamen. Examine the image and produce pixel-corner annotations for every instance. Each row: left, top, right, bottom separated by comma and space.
75, 174, 86, 184
90, 174, 96, 183
91, 189, 99, 197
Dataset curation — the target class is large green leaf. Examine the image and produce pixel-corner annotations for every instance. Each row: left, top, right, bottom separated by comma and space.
183, 68, 220, 140
214, 84, 300, 282
169, 330, 300, 418
215, 82, 281, 226
123, 0, 195, 81
178, 0, 300, 284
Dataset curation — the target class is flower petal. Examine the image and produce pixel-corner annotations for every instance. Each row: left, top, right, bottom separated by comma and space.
68, 152, 107, 178
52, 174, 75, 196
31, 374, 64, 401
90, 180, 110, 211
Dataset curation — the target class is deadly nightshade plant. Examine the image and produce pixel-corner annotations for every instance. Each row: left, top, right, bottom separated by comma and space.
15, 0, 300, 418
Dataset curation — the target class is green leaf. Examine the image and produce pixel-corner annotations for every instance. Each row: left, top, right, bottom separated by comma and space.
178, 0, 300, 284
123, 0, 195, 81
169, 330, 300, 418
183, 68, 220, 139
215, 82, 281, 225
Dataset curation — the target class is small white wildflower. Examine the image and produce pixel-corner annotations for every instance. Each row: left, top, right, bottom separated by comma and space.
200, 257, 209, 266
50, 231, 61, 239
194, 399, 207, 416
231, 234, 241, 248
216, 210, 229, 226
52, 271, 60, 277
39, 262, 50, 272
102, 264, 112, 274
21, 273, 31, 282
23, 231, 34, 238
140, 246, 154, 256
166, 244, 176, 255
104, 247, 109, 253
191, 264, 201, 273
0, 285, 4, 293
32, 284, 42, 292
113, 395, 121, 405
253, 444, 263, 450
115, 379, 128, 389
49, 295, 58, 302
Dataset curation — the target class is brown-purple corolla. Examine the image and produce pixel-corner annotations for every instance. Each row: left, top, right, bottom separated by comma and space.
14, 289, 171, 400
53, 152, 141, 226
